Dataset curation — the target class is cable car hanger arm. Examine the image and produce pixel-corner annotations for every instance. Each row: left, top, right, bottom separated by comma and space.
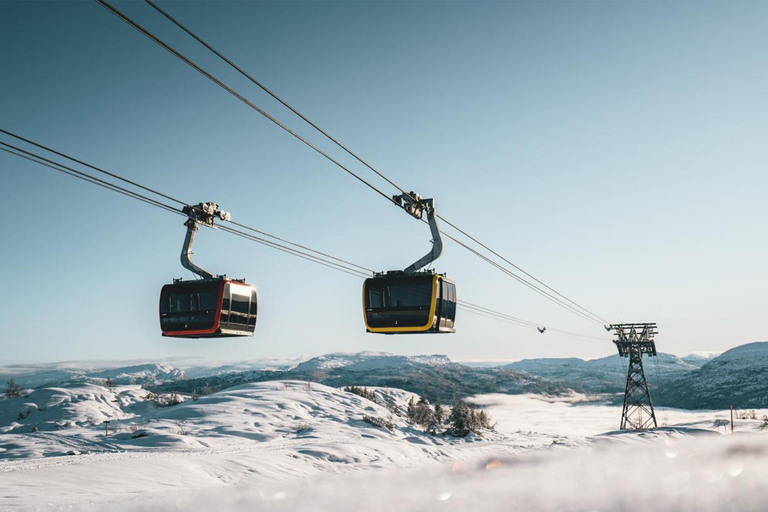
394, 192, 443, 275
180, 202, 230, 280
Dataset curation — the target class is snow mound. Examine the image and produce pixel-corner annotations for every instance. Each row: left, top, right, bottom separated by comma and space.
138, 432, 768, 512
0, 381, 506, 462
0, 383, 150, 435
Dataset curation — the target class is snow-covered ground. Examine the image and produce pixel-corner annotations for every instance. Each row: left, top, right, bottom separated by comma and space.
472, 393, 746, 437
1, 381, 766, 511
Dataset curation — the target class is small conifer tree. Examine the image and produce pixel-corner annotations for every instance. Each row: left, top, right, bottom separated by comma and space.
4, 378, 25, 399
477, 409, 492, 429
407, 396, 416, 422
447, 398, 472, 437
434, 398, 444, 425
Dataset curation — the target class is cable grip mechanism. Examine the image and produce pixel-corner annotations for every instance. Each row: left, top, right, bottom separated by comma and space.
179, 202, 230, 281
393, 192, 443, 275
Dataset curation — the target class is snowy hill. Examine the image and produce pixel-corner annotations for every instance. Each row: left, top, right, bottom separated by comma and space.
1, 379, 766, 511
663, 342, 768, 409
505, 353, 698, 394
0, 380, 516, 464
0, 383, 152, 436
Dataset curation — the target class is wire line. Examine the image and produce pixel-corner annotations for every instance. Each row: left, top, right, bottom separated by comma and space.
144, 0, 415, 200
117, 0, 610, 328
95, 0, 397, 207
0, 141, 368, 279
1, 137, 603, 342
0, 129, 374, 275
438, 216, 609, 325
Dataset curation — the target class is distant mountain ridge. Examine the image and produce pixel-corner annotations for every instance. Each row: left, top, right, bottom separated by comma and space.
505, 353, 698, 394
503, 343, 768, 409
681, 352, 722, 368
154, 352, 572, 401
662, 342, 768, 409
294, 352, 452, 373
5, 343, 766, 410
1, 363, 187, 388
89, 364, 186, 385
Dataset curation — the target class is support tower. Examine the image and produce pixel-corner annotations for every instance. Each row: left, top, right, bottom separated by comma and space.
610, 323, 658, 430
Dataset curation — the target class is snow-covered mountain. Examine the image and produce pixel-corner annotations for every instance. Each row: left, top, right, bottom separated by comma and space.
0, 363, 187, 389
156, 351, 571, 401
88, 363, 186, 385
663, 342, 768, 409
0, 368, 88, 389
5, 343, 766, 411
681, 351, 722, 367
505, 353, 698, 394
293, 352, 452, 372
182, 358, 300, 379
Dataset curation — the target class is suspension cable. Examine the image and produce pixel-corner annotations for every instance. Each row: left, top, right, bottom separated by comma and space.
0, 141, 369, 279
0, 128, 187, 208
438, 216, 609, 325
457, 300, 542, 328
94, 0, 397, 207
1, 136, 604, 341
456, 305, 539, 329
442, 230, 604, 325
0, 145, 182, 216
99, 0, 610, 328
144, 0, 412, 201
0, 129, 374, 275
458, 300, 607, 341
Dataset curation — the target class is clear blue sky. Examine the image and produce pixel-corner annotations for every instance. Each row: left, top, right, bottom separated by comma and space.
1, 1, 766, 365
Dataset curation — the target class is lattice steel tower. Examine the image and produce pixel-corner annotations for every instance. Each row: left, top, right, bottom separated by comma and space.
610, 323, 658, 430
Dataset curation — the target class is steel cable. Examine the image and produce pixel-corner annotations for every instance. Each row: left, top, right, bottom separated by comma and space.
95, 0, 398, 208
0, 129, 375, 275
105, 0, 610, 327
1, 139, 604, 341
0, 142, 369, 279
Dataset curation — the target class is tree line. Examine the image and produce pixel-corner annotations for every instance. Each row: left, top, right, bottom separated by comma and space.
344, 386, 493, 437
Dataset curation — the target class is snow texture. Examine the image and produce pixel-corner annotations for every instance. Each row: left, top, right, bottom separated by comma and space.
2, 378, 767, 511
